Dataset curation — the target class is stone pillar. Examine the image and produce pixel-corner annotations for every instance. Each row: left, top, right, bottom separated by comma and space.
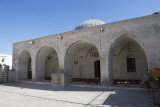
64, 53, 73, 84
32, 57, 36, 82
100, 53, 112, 85
12, 55, 19, 81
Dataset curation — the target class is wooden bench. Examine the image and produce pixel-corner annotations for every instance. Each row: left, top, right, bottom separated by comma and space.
148, 80, 160, 106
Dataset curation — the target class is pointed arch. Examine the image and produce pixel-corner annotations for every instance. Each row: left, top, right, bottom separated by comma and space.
18, 50, 32, 80
36, 46, 59, 81
108, 35, 148, 83
64, 40, 101, 83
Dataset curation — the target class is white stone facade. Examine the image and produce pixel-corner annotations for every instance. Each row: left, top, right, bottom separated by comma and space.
12, 14, 160, 86
0, 54, 12, 70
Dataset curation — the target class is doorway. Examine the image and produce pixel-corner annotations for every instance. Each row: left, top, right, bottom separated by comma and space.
94, 60, 100, 78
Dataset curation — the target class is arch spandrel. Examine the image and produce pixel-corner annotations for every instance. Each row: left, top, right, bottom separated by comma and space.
108, 34, 146, 53
34, 44, 59, 57
64, 40, 102, 58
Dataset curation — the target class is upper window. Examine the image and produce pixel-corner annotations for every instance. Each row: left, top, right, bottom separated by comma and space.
127, 58, 136, 72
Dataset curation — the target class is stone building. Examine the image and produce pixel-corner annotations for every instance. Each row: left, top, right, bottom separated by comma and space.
0, 54, 12, 70
11, 14, 160, 86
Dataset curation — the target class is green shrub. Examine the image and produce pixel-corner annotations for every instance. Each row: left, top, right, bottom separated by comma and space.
152, 12, 160, 15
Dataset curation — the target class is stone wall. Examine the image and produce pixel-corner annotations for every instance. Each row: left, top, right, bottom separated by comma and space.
0, 65, 16, 83
0, 65, 8, 83
112, 43, 147, 80
8, 70, 16, 82
12, 14, 160, 84
72, 47, 100, 79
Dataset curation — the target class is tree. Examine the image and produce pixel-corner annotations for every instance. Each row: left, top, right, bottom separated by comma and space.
152, 12, 160, 15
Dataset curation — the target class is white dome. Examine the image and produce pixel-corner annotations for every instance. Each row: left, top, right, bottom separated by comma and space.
75, 19, 105, 30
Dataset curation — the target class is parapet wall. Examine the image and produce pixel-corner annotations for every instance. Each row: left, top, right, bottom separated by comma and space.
0, 65, 16, 83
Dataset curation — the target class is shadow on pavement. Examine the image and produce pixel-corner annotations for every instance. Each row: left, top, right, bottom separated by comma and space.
0, 81, 158, 107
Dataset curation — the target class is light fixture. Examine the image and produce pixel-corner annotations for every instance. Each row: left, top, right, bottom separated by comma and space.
58, 35, 63, 39
100, 27, 104, 32
127, 42, 132, 53
29, 41, 34, 44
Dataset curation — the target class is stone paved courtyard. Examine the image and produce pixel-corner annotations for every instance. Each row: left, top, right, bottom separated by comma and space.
0, 81, 159, 107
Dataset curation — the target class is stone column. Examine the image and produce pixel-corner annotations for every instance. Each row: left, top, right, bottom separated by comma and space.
31, 56, 36, 82
12, 58, 18, 81
100, 53, 112, 85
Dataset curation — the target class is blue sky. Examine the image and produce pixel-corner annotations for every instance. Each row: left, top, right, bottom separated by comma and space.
0, 0, 160, 55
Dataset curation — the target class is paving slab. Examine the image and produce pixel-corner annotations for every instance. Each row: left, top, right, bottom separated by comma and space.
0, 82, 157, 107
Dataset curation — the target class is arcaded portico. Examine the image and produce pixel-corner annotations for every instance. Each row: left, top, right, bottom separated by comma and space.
12, 14, 160, 86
